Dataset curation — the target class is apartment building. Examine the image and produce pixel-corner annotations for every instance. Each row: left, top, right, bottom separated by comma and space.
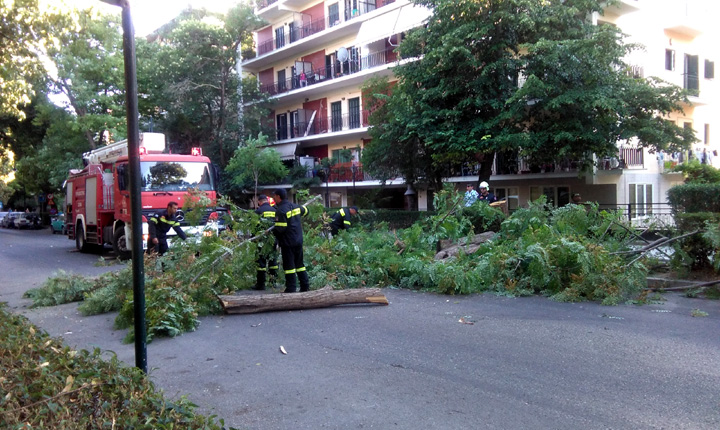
242, 0, 717, 215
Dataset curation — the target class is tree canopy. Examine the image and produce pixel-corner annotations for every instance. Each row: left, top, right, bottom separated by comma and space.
363, 0, 696, 186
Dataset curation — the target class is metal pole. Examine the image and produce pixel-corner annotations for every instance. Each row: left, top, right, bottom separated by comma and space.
109, 0, 147, 373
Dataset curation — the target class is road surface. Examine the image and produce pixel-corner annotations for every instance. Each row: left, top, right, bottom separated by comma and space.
1, 227, 719, 429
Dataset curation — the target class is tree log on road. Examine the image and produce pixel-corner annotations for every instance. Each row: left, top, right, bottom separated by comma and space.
218, 286, 388, 314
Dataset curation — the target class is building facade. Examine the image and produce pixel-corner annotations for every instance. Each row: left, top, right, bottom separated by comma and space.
241, 0, 717, 216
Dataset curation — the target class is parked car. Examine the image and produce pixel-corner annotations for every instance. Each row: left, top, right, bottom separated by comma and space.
0, 212, 8, 226
1, 212, 17, 228
50, 213, 66, 234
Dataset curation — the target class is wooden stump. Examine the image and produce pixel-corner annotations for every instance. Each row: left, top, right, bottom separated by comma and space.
217, 286, 388, 315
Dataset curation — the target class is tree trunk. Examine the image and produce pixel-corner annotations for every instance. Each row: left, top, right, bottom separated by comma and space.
217, 286, 388, 315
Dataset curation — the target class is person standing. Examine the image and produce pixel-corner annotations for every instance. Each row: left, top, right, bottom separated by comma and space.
477, 181, 497, 203
272, 189, 310, 293
148, 201, 187, 255
328, 206, 359, 236
464, 184, 479, 207
253, 194, 278, 290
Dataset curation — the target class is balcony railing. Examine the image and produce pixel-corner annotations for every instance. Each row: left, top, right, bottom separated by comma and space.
255, 0, 379, 57
683, 73, 700, 96
276, 110, 370, 140
443, 146, 644, 177
261, 47, 397, 96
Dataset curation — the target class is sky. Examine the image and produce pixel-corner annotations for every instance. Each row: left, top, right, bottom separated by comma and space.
58, 0, 242, 36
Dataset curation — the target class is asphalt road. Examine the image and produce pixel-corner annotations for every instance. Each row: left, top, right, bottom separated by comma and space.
1, 227, 719, 429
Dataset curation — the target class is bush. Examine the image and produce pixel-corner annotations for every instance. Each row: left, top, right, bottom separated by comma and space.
667, 183, 720, 213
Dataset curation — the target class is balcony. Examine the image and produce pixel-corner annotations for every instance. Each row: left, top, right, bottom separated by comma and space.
663, 1, 708, 38
602, 0, 641, 17
261, 47, 397, 96
252, 0, 380, 59
276, 110, 370, 141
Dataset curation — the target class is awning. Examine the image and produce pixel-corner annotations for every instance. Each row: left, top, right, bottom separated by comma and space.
267, 143, 298, 160
355, 8, 401, 46
354, 5, 432, 46
393, 5, 433, 36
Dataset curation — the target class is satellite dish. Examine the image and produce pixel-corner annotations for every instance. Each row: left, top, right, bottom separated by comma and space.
337, 47, 349, 62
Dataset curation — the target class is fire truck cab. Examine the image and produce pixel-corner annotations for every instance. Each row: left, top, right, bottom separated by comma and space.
66, 133, 224, 259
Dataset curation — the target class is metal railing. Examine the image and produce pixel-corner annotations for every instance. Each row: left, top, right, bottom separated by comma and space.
255, 1, 379, 57
276, 110, 369, 140
261, 47, 397, 96
595, 203, 676, 227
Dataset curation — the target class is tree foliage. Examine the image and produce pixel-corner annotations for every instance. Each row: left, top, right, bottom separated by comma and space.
363, 0, 695, 184
225, 133, 289, 198
0, 0, 71, 118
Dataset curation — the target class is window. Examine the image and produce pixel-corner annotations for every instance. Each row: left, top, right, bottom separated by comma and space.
705, 59, 715, 79
493, 187, 519, 211
331, 148, 358, 163
684, 54, 699, 94
348, 97, 361, 129
665, 49, 675, 71
705, 124, 710, 145
328, 3, 339, 27
277, 69, 286, 92
629, 184, 653, 218
275, 27, 285, 49
529, 186, 570, 207
276, 113, 288, 140
331, 101, 342, 132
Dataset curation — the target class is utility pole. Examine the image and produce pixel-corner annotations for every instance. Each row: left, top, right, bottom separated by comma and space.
99, 0, 147, 374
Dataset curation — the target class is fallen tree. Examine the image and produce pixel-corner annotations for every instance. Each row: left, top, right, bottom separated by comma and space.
217, 286, 388, 314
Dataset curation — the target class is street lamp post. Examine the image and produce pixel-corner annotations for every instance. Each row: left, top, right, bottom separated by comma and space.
100, 0, 147, 373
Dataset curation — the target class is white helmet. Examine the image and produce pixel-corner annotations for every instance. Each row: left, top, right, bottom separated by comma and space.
479, 181, 489, 189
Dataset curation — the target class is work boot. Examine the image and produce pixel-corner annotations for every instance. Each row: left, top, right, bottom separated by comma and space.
298, 271, 310, 292
283, 273, 297, 293
252, 270, 266, 290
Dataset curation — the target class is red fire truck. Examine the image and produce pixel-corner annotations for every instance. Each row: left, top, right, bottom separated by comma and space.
65, 132, 224, 259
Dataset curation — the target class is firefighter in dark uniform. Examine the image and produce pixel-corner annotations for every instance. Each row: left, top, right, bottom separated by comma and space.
148, 201, 187, 255
252, 194, 278, 290
328, 206, 359, 236
272, 188, 310, 293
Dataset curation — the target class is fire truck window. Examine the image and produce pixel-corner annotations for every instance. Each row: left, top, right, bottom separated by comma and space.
140, 161, 214, 192
117, 164, 128, 190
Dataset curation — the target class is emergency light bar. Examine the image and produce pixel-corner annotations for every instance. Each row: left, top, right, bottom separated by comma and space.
191, 147, 202, 156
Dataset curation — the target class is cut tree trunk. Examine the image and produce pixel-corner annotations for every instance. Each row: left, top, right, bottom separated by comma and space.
217, 286, 388, 315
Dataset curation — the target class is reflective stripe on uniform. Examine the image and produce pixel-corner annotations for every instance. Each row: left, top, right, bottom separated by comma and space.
160, 216, 180, 227
263, 211, 275, 218
296, 267, 306, 272
344, 220, 351, 225
257, 267, 267, 272
269, 265, 279, 270
284, 268, 296, 274
275, 222, 288, 227
339, 208, 345, 217
286, 207, 301, 218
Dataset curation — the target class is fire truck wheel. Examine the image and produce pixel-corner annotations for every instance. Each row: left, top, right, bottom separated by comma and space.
113, 227, 131, 261
75, 224, 91, 253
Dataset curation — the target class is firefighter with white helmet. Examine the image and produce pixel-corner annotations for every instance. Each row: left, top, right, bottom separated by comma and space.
478, 181, 497, 203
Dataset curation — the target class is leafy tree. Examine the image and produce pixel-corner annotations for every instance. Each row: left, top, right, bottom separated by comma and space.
225, 133, 288, 198
146, 4, 265, 166
46, 9, 127, 150
0, 0, 71, 119
364, 0, 695, 185
362, 77, 445, 190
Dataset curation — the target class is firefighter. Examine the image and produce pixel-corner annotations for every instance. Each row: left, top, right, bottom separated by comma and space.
148, 201, 187, 255
252, 194, 278, 290
328, 206, 359, 237
272, 188, 310, 293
